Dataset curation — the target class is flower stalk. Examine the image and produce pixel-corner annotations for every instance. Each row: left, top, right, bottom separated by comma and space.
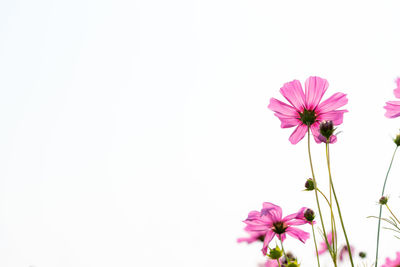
326, 142, 354, 266
375, 146, 398, 267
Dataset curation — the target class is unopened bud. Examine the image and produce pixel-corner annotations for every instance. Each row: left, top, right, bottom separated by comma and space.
286, 260, 300, 267
319, 120, 335, 139
359, 252, 366, 258
394, 134, 400, 147
304, 209, 315, 222
305, 178, 315, 191
267, 246, 282, 260
379, 196, 388, 205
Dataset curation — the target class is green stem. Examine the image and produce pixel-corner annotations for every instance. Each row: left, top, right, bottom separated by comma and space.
279, 237, 288, 262
375, 146, 398, 267
311, 223, 321, 267
326, 143, 354, 266
277, 259, 282, 267
307, 128, 335, 264
385, 203, 400, 224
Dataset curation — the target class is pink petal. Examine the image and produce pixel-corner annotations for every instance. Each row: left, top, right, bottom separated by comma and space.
265, 260, 279, 267
305, 76, 329, 110
384, 101, 400, 118
261, 230, 275, 255
279, 80, 305, 111
394, 78, 400, 98
318, 110, 347, 125
261, 202, 282, 221
268, 98, 298, 117
283, 207, 307, 222
286, 227, 310, 243
289, 124, 308, 144
317, 92, 348, 113
273, 113, 300, 128
310, 122, 322, 143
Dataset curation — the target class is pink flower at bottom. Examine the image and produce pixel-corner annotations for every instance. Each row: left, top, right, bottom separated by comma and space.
339, 245, 355, 262
268, 76, 348, 144
382, 251, 400, 267
318, 232, 333, 255
243, 202, 310, 255
264, 260, 279, 267
384, 78, 400, 118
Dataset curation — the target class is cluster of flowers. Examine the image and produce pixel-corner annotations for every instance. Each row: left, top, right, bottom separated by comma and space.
238, 77, 400, 267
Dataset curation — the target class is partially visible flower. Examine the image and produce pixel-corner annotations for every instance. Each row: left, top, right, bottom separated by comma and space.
381, 251, 400, 267
318, 232, 333, 255
339, 245, 355, 262
268, 76, 348, 144
243, 202, 310, 255
264, 260, 279, 267
384, 78, 400, 118
237, 226, 265, 244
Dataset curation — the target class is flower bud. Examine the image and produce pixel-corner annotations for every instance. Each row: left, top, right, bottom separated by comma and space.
379, 196, 388, 205
304, 178, 315, 191
286, 260, 300, 267
319, 120, 335, 139
267, 246, 282, 260
359, 251, 366, 258
394, 134, 400, 147
304, 208, 315, 222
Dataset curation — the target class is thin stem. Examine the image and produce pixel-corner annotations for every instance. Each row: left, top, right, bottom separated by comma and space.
375, 146, 398, 267
277, 259, 282, 267
279, 237, 288, 262
307, 128, 335, 264
311, 223, 321, 267
386, 203, 400, 224
326, 143, 354, 266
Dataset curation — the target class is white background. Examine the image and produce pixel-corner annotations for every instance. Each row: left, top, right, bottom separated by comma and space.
1, 0, 400, 266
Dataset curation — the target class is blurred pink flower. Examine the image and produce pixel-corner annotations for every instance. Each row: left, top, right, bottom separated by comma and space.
317, 232, 333, 255
382, 251, 400, 267
243, 202, 310, 255
268, 76, 348, 144
264, 260, 279, 267
384, 78, 400, 118
237, 226, 265, 244
339, 245, 355, 262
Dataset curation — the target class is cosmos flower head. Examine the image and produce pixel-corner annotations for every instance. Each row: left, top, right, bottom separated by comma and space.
382, 251, 400, 267
243, 202, 310, 255
318, 231, 333, 255
268, 76, 348, 144
384, 78, 400, 118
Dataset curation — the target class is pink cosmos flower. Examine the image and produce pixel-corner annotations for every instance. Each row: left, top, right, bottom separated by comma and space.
382, 251, 400, 267
264, 260, 279, 267
237, 226, 265, 244
384, 78, 400, 118
243, 202, 310, 255
317, 232, 333, 255
339, 245, 355, 262
268, 76, 348, 144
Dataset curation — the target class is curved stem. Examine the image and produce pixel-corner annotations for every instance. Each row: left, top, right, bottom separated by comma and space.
311, 223, 321, 267
326, 143, 354, 266
386, 203, 400, 224
307, 128, 334, 263
279, 236, 288, 262
375, 146, 398, 267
